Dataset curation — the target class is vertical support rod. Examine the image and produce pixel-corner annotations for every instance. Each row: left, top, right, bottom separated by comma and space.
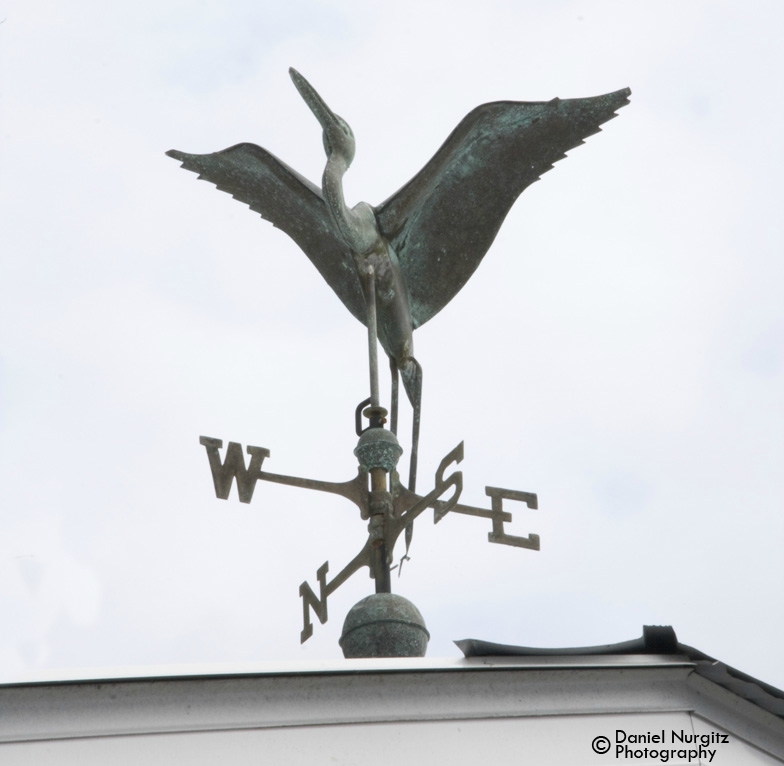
370, 467, 391, 594
362, 265, 391, 592
364, 266, 380, 409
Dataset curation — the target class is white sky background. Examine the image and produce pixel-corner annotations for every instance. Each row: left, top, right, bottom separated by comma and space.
1, 0, 782, 686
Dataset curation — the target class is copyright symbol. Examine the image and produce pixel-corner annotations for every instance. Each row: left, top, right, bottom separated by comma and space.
592, 736, 611, 754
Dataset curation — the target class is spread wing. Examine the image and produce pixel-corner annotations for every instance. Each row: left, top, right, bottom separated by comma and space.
376, 89, 631, 329
166, 143, 366, 325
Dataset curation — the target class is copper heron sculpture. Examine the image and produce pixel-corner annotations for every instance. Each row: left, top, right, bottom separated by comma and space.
167, 68, 630, 514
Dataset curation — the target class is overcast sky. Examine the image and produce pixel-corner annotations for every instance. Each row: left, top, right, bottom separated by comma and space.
1, 0, 783, 688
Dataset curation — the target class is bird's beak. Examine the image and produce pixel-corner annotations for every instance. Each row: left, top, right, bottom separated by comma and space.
289, 68, 341, 135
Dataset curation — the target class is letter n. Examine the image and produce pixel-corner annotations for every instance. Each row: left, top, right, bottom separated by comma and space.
199, 436, 269, 504
299, 562, 329, 643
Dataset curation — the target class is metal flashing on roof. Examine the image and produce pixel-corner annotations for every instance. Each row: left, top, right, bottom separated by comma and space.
457, 625, 784, 724
0, 652, 692, 689
455, 624, 679, 657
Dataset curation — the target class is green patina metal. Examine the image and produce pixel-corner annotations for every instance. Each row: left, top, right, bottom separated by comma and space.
340, 594, 429, 659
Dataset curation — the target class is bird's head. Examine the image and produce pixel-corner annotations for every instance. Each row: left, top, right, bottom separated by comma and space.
290, 68, 355, 166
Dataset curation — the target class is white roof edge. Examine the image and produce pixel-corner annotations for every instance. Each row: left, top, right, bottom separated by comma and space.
0, 653, 694, 687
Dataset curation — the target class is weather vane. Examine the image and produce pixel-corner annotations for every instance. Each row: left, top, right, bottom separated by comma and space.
168, 69, 630, 657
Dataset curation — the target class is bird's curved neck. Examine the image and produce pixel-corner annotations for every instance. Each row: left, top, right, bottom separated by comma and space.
322, 155, 376, 255
322, 154, 348, 219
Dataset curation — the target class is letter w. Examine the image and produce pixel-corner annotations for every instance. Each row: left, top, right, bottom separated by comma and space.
199, 436, 269, 504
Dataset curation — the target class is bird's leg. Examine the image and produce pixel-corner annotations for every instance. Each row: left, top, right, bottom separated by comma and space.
364, 266, 381, 410
399, 358, 422, 494
395, 358, 422, 576
389, 357, 399, 435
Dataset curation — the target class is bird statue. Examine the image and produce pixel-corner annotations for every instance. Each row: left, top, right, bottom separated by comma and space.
167, 69, 630, 561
